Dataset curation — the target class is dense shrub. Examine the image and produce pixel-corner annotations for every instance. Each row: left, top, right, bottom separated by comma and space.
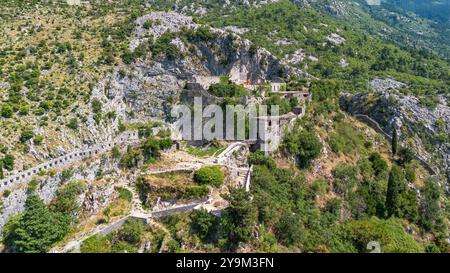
345, 217, 423, 253
141, 137, 173, 161
19, 129, 34, 143
208, 78, 248, 98
193, 166, 224, 187
33, 135, 43, 145
369, 152, 388, 178
190, 208, 217, 241
283, 130, 322, 168
91, 99, 102, 113
1, 104, 14, 118
49, 181, 84, 223
1, 154, 15, 171
67, 118, 78, 130
120, 146, 143, 169
117, 219, 145, 245
219, 187, 257, 250
248, 151, 276, 169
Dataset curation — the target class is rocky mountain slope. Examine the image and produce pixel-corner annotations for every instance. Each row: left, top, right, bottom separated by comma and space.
340, 78, 449, 184
91, 11, 309, 124
292, 0, 450, 58
0, 0, 448, 253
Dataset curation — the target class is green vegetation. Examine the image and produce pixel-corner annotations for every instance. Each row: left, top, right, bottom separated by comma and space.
117, 187, 133, 203
283, 129, 322, 168
33, 135, 44, 145
218, 187, 257, 250
193, 166, 224, 187
2, 181, 84, 252
391, 128, 398, 156
2, 195, 68, 253
200, 0, 449, 100
208, 76, 248, 98
0, 153, 14, 176
186, 144, 225, 158
0, 0, 447, 254
80, 219, 145, 253
345, 217, 423, 253
19, 129, 34, 143
141, 137, 174, 162
80, 234, 111, 253
190, 208, 217, 241
67, 117, 79, 130
328, 121, 364, 155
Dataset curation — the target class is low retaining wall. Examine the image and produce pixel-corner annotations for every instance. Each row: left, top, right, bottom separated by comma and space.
151, 199, 208, 218
99, 215, 148, 236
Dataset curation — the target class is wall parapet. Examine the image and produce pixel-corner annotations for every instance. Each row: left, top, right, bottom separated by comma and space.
0, 131, 139, 191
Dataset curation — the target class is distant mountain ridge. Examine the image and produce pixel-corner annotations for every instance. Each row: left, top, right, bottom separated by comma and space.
383, 0, 450, 23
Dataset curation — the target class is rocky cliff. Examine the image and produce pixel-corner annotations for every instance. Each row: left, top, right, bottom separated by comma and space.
340, 78, 449, 184
89, 11, 310, 129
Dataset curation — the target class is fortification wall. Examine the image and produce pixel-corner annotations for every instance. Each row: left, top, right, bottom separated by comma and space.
354, 114, 437, 175
0, 131, 139, 192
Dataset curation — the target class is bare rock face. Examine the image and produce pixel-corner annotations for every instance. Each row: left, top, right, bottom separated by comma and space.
340, 78, 450, 183
148, 0, 281, 15
0, 152, 120, 233
130, 12, 199, 50
86, 11, 311, 137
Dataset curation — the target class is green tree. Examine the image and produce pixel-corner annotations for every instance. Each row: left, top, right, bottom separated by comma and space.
4, 195, 68, 252
219, 187, 257, 249
50, 181, 84, 223
369, 152, 388, 178
385, 166, 407, 218
67, 117, 79, 130
419, 177, 445, 233
111, 241, 137, 253
120, 146, 142, 169
190, 208, 217, 241
33, 135, 44, 145
91, 99, 102, 113
275, 212, 304, 246
345, 217, 424, 253
111, 146, 121, 159
248, 151, 276, 169
399, 189, 419, 223
283, 130, 322, 168
117, 219, 145, 245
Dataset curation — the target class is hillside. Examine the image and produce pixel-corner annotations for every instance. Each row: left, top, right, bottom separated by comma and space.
0, 0, 448, 254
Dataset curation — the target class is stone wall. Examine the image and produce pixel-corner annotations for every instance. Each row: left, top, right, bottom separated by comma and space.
354, 114, 437, 176
0, 131, 139, 192
0, 131, 139, 233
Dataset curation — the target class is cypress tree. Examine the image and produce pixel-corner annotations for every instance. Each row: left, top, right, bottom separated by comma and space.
386, 165, 406, 218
